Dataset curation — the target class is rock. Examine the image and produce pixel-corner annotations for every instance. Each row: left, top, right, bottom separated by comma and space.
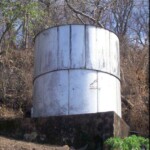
39, 134, 46, 141
24, 132, 38, 141
69, 144, 88, 150
55, 145, 70, 150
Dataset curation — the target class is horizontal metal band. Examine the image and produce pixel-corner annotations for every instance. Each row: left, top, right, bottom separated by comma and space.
33, 68, 120, 83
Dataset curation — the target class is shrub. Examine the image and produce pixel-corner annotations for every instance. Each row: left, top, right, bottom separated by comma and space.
105, 135, 149, 150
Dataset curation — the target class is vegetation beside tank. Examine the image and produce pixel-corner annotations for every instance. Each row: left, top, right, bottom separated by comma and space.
105, 135, 149, 150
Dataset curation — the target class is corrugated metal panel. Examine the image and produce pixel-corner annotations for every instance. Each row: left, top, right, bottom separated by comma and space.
86, 26, 98, 69
69, 70, 97, 114
109, 32, 118, 76
71, 25, 85, 68
104, 30, 110, 72
96, 28, 105, 70
116, 37, 120, 78
33, 76, 45, 117
58, 26, 70, 69
36, 27, 58, 76
34, 35, 40, 77
98, 73, 118, 114
96, 29, 111, 74
116, 79, 121, 116
33, 71, 68, 117
43, 71, 68, 116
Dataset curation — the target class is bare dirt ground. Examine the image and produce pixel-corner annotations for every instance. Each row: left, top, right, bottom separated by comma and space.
0, 136, 70, 150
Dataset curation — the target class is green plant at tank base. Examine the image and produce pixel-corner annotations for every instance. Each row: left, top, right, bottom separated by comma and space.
104, 135, 149, 150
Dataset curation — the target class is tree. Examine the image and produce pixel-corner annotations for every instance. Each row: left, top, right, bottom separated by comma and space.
0, 0, 43, 50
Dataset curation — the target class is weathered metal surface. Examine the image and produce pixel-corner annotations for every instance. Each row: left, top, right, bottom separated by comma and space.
34, 25, 120, 78
33, 71, 68, 117
116, 79, 121, 116
33, 70, 121, 117
58, 26, 70, 69
33, 74, 44, 116
71, 25, 85, 68
98, 72, 121, 115
34, 35, 40, 77
96, 28, 105, 70
69, 70, 97, 114
34, 27, 58, 77
86, 26, 98, 69
104, 30, 110, 72
116, 36, 120, 78
109, 32, 120, 77
33, 25, 121, 117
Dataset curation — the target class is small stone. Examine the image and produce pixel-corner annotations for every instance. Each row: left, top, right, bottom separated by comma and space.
39, 134, 46, 141
55, 145, 70, 150
24, 132, 38, 141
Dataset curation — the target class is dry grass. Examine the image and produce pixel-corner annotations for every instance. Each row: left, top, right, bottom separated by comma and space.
121, 46, 149, 136
0, 136, 70, 150
0, 105, 23, 118
0, 48, 33, 113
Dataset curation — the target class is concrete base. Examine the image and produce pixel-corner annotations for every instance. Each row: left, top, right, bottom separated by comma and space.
0, 112, 129, 149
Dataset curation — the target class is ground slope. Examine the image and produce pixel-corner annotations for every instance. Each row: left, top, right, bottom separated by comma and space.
0, 136, 70, 150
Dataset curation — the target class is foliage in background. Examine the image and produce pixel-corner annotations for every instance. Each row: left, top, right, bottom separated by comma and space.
105, 135, 149, 150
0, 0, 44, 49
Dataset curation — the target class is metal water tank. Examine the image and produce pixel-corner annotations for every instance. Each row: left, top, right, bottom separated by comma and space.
32, 24, 121, 117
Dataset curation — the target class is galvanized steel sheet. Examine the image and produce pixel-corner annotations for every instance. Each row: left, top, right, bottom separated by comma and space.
33, 25, 121, 117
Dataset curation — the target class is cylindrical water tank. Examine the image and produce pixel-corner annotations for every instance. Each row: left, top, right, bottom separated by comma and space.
33, 24, 121, 117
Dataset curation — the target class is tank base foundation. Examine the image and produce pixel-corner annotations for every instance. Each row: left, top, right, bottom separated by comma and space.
0, 112, 129, 149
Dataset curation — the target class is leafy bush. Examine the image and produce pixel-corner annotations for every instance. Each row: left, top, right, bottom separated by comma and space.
105, 135, 149, 150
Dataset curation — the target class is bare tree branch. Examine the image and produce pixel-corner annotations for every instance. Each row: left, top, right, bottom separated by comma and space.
65, 0, 103, 27
76, 14, 85, 24
121, 95, 134, 108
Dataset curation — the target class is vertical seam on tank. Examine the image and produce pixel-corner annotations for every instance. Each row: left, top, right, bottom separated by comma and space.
116, 39, 119, 78
39, 34, 41, 78
56, 27, 59, 115
68, 70, 70, 115
109, 31, 111, 76
116, 79, 118, 116
34, 35, 39, 83
35, 35, 40, 115
115, 79, 117, 116
85, 25, 87, 68
43, 68, 45, 116
37, 34, 44, 116
97, 71, 98, 113
118, 39, 120, 79
68, 25, 71, 115
105, 31, 110, 72
70, 25, 72, 68
96, 28, 98, 113
84, 25, 86, 69
57, 27, 59, 70
114, 36, 118, 115
116, 38, 119, 115
119, 82, 121, 117
57, 27, 60, 115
